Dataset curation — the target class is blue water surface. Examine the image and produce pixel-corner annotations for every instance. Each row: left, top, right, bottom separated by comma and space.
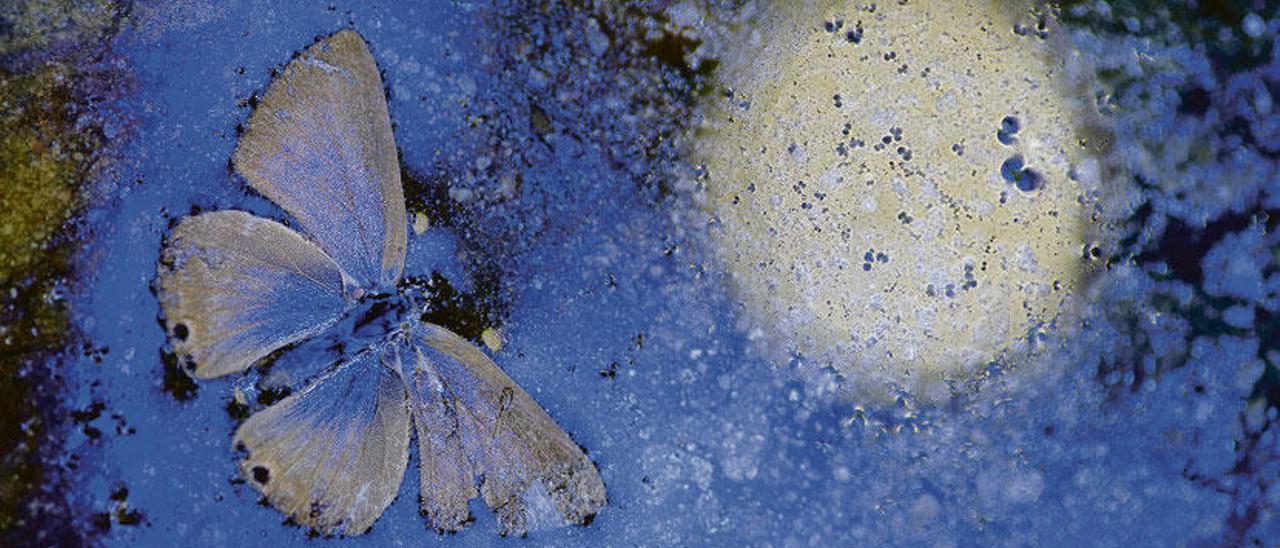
57, 1, 1280, 546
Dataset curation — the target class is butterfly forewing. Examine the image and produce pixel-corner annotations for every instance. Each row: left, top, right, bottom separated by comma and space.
156, 210, 353, 379
407, 322, 607, 536
232, 29, 407, 291
234, 343, 411, 536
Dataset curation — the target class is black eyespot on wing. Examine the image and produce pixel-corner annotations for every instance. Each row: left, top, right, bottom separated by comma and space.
252, 465, 271, 485
172, 323, 189, 341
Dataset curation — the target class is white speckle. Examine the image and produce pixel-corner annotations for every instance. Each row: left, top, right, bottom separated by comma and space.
1255, 88, 1273, 116
1243, 13, 1266, 38
1016, 244, 1040, 272
448, 186, 474, 203
819, 168, 843, 190
909, 494, 941, 521
1006, 469, 1046, 504
833, 466, 851, 482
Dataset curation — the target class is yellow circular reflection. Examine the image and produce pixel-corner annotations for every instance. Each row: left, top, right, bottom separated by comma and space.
694, 0, 1105, 399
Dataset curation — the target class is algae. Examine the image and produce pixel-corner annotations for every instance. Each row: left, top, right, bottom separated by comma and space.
0, 0, 127, 541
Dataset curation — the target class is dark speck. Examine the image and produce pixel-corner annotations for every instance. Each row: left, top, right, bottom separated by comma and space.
997, 116, 1020, 145
226, 398, 250, 421
161, 350, 198, 401
1178, 86, 1211, 117
252, 465, 271, 485
118, 509, 144, 526
257, 385, 292, 406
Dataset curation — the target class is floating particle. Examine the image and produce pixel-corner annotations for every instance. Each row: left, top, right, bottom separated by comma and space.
997, 115, 1020, 145
412, 211, 431, 235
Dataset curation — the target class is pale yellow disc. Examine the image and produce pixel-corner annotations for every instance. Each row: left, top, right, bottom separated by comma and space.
693, 0, 1103, 399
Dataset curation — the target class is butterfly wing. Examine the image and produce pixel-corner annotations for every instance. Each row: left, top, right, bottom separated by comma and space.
406, 322, 607, 536
234, 343, 411, 536
156, 210, 354, 379
232, 29, 407, 291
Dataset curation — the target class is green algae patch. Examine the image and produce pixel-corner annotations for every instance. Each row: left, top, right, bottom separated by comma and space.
0, 17, 126, 534
0, 65, 86, 541
0, 63, 98, 356
0, 104, 78, 285
0, 0, 120, 61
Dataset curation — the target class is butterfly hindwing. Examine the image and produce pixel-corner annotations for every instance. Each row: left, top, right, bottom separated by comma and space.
407, 338, 478, 532
156, 210, 353, 379
234, 343, 411, 536
406, 323, 607, 536
232, 29, 407, 291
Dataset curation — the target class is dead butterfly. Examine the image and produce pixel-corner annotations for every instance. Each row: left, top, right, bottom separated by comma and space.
156, 29, 605, 536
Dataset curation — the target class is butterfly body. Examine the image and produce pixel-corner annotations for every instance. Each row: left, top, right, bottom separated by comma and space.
156, 29, 605, 537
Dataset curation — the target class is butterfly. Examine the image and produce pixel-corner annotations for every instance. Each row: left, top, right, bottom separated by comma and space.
155, 30, 606, 537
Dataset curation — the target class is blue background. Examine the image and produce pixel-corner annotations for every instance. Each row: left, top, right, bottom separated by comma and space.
42, 1, 1280, 545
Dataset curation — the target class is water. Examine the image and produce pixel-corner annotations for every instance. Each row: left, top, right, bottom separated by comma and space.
2, 0, 1278, 546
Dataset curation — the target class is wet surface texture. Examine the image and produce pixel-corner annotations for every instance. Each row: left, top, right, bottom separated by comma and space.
2, 0, 1280, 546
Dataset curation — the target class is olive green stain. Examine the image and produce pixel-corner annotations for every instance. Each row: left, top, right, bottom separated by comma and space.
0, 64, 95, 538
0, 0, 120, 60
0, 2, 126, 537
0, 66, 89, 285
